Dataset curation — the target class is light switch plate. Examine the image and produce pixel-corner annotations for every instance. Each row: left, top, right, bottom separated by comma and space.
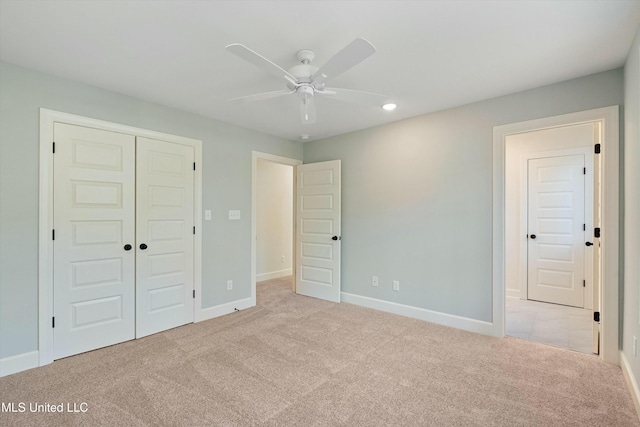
228, 210, 240, 220
205, 210, 212, 221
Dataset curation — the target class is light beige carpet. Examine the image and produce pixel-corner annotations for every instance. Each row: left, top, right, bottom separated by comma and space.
1, 276, 637, 426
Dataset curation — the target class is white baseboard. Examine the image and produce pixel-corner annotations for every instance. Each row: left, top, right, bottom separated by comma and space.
341, 292, 494, 336
196, 297, 254, 322
0, 350, 39, 377
257, 269, 292, 282
620, 351, 640, 421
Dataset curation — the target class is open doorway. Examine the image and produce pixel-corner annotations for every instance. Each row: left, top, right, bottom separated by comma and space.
256, 159, 294, 283
251, 152, 301, 305
504, 123, 599, 354
494, 107, 619, 363
493, 106, 619, 364
251, 152, 343, 306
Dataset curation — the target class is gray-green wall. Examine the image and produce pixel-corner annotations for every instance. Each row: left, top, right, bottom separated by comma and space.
0, 53, 635, 395
303, 69, 623, 323
623, 26, 640, 390
0, 61, 302, 359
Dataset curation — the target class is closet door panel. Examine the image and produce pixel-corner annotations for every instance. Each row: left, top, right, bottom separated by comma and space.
53, 123, 136, 359
135, 137, 195, 338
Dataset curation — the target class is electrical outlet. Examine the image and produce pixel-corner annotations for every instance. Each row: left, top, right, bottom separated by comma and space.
227, 280, 233, 290
372, 276, 379, 287
393, 280, 400, 291
634, 336, 637, 357
281, 255, 285, 263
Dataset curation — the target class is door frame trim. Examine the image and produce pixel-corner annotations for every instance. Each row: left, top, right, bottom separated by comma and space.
492, 105, 619, 364
520, 147, 594, 308
38, 108, 203, 366
251, 151, 301, 304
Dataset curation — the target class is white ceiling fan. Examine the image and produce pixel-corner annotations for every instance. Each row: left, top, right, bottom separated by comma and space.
226, 38, 388, 125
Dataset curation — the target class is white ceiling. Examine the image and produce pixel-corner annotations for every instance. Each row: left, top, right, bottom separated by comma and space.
1, 1, 639, 142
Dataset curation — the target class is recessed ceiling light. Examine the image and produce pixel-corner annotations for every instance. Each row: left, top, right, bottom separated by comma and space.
300, 134, 310, 141
382, 103, 397, 111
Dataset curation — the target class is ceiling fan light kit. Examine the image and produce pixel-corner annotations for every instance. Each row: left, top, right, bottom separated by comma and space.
226, 38, 389, 126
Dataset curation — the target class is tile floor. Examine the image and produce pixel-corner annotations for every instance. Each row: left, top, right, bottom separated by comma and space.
505, 298, 595, 355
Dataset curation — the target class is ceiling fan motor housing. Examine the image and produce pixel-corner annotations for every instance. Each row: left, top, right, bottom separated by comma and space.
289, 48, 319, 84
289, 64, 318, 84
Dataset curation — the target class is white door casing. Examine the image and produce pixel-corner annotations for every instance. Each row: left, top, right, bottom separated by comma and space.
135, 137, 195, 338
527, 154, 585, 307
53, 123, 136, 359
296, 160, 341, 302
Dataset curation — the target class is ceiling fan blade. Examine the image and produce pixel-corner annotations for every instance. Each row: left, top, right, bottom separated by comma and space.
312, 38, 376, 86
321, 87, 388, 107
300, 95, 317, 125
226, 43, 297, 82
229, 89, 293, 103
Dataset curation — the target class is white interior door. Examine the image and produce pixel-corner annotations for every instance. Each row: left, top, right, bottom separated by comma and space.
135, 137, 195, 338
527, 154, 585, 307
296, 160, 341, 302
53, 123, 136, 359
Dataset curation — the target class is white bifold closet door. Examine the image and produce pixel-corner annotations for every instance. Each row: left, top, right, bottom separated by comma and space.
53, 124, 194, 359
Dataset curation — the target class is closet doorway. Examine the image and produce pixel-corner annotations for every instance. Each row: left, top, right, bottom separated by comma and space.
39, 109, 202, 364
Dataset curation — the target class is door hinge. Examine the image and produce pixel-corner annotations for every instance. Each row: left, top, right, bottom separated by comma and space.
192, 290, 195, 299
595, 143, 601, 154
193, 226, 196, 235
193, 162, 196, 171
583, 279, 586, 288
52, 142, 55, 153
52, 229, 55, 240
594, 311, 600, 322
595, 227, 601, 238
583, 224, 586, 231
583, 167, 586, 175
52, 317, 55, 328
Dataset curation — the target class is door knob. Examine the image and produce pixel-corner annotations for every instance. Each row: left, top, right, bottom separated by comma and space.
530, 234, 536, 239
585, 242, 594, 246
332, 236, 339, 241
124, 244, 132, 251
139, 243, 148, 250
